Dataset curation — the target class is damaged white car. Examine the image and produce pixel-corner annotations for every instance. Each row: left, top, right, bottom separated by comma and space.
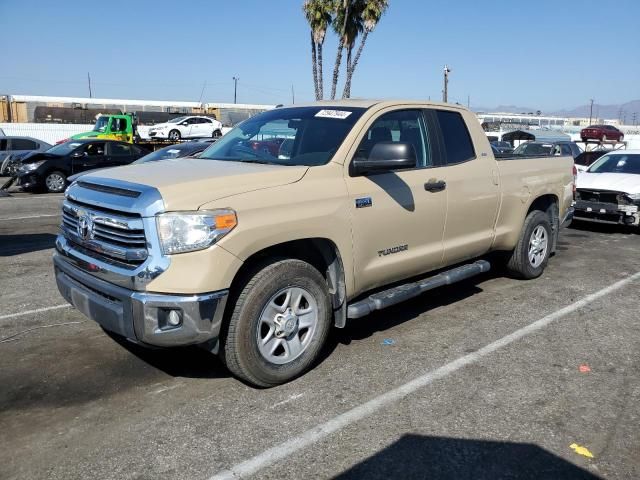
574, 150, 640, 228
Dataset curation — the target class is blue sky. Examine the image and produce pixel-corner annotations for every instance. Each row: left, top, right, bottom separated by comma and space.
1, 0, 639, 111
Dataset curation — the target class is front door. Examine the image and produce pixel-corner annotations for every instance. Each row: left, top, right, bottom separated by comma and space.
106, 142, 136, 166
344, 108, 447, 294
72, 142, 107, 174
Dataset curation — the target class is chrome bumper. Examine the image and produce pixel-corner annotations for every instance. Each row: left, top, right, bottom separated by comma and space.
54, 253, 228, 347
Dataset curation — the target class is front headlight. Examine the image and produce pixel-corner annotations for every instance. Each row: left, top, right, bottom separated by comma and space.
156, 210, 237, 255
19, 160, 45, 173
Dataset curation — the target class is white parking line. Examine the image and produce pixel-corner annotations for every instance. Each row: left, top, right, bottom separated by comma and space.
209, 271, 640, 480
0, 304, 71, 322
0, 214, 59, 221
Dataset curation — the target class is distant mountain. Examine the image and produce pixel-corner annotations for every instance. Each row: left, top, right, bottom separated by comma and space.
474, 100, 640, 121
551, 100, 640, 120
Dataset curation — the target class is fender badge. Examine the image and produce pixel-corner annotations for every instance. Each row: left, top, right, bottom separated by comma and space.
356, 197, 372, 209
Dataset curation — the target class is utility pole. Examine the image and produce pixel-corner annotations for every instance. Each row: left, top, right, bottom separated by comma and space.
87, 72, 93, 98
633, 112, 637, 126
291, 84, 295, 104
198, 80, 207, 104
232, 76, 239, 104
442, 65, 451, 103
467, 95, 470, 109
589, 98, 594, 125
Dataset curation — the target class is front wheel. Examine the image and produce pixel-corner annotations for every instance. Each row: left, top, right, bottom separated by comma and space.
44, 171, 67, 193
168, 129, 181, 141
221, 259, 332, 387
212, 129, 222, 139
506, 210, 552, 279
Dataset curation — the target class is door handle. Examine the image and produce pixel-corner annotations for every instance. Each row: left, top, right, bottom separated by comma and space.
424, 180, 446, 192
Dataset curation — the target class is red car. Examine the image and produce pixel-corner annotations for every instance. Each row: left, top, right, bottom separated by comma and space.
580, 124, 624, 142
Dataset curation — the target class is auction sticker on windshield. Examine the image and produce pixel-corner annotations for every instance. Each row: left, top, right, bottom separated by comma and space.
315, 109, 353, 119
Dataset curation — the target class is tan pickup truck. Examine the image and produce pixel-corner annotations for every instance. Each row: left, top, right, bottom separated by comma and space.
54, 100, 575, 386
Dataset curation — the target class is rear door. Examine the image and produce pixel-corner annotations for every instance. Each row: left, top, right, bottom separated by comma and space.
345, 107, 448, 293
431, 109, 500, 265
107, 142, 137, 166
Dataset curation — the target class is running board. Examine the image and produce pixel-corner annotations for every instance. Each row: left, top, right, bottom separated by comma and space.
346, 260, 491, 319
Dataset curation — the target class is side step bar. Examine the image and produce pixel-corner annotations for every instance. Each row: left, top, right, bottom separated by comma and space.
346, 260, 491, 319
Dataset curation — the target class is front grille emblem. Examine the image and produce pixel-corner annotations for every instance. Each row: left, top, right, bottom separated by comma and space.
77, 215, 94, 241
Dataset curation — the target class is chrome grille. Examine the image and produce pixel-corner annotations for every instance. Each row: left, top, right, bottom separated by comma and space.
61, 200, 148, 267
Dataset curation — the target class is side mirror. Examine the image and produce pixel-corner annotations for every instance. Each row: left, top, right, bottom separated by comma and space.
352, 142, 417, 175
181, 122, 189, 126
71, 151, 84, 158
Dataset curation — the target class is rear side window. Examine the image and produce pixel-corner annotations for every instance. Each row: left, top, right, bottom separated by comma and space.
110, 143, 132, 155
10, 139, 38, 150
0, 139, 7, 151
436, 110, 475, 164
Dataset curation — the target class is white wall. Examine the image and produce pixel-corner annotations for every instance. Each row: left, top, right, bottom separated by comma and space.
0, 123, 92, 145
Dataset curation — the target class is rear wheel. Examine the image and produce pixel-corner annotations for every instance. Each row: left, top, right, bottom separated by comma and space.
44, 171, 67, 193
221, 259, 331, 387
168, 129, 181, 141
212, 129, 222, 139
506, 210, 552, 279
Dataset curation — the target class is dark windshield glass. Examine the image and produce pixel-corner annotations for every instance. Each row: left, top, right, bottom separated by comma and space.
46, 142, 84, 156
513, 142, 553, 155
93, 117, 110, 132
588, 154, 640, 174
198, 106, 365, 166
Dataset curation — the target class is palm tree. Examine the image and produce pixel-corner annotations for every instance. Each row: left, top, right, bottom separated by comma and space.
342, 0, 388, 98
303, 0, 333, 100
330, 0, 363, 100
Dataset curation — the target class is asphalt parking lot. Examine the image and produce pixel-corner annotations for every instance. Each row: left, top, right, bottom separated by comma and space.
1, 189, 639, 480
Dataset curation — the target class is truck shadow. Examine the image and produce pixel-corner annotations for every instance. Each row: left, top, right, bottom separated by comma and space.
333, 434, 600, 479
569, 220, 637, 235
0, 233, 57, 256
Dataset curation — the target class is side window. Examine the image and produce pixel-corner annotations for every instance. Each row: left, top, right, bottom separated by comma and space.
110, 143, 132, 156
436, 110, 475, 164
111, 118, 128, 132
187, 118, 198, 125
560, 144, 572, 155
84, 142, 106, 157
0, 139, 7, 151
356, 109, 431, 167
10, 139, 38, 150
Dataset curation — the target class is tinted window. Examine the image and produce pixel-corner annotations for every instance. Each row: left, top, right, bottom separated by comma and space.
436, 110, 475, 164
110, 143, 132, 156
560, 144, 572, 155
199, 106, 365, 167
356, 109, 430, 167
10, 139, 38, 150
111, 118, 128, 132
83, 143, 106, 157
0, 139, 7, 151
569, 143, 582, 157
202, 118, 212, 123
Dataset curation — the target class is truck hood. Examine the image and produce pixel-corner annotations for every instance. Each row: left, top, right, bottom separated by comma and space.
577, 172, 640, 195
71, 131, 99, 139
82, 159, 309, 210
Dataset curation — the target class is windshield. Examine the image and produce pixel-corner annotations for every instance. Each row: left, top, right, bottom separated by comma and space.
168, 116, 188, 124
513, 143, 553, 155
93, 116, 110, 132
588, 154, 640, 174
133, 144, 201, 163
46, 142, 83, 156
198, 106, 365, 166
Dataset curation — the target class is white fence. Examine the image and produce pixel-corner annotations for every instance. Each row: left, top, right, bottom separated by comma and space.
0, 123, 93, 145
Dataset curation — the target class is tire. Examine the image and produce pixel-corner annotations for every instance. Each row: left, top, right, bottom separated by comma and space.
602, 134, 608, 142
44, 171, 67, 193
168, 129, 181, 141
212, 129, 222, 139
221, 259, 332, 387
505, 210, 552, 279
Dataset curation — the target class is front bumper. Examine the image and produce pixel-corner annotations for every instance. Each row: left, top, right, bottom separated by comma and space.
573, 200, 639, 226
16, 173, 42, 190
54, 253, 228, 347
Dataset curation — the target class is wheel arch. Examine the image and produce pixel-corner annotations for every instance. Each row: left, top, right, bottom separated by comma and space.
525, 194, 559, 253
227, 238, 348, 328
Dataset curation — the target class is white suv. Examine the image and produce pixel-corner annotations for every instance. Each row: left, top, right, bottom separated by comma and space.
148, 116, 223, 141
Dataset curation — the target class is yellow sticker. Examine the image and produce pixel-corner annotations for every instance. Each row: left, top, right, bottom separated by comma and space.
570, 443, 594, 458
